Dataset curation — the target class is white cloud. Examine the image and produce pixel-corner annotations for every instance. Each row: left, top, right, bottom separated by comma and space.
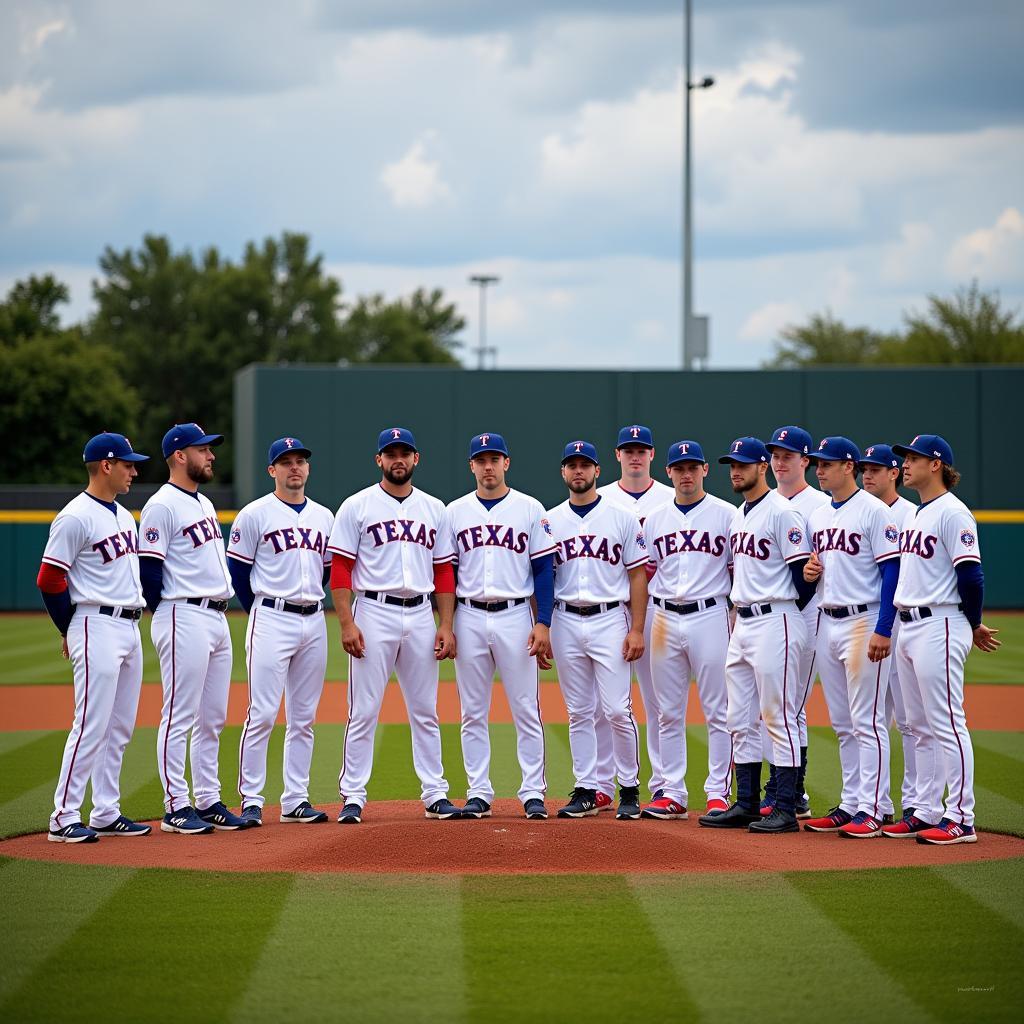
946, 207, 1024, 282
379, 136, 453, 209
738, 301, 803, 342
880, 222, 937, 285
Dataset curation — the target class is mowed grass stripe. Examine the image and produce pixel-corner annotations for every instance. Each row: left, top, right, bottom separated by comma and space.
230, 874, 466, 1024
788, 865, 1024, 1020
0, 730, 56, 756
932, 859, 1024, 931
962, 747, 1024, 803
971, 731, 1024, 761
0, 731, 69, 799
630, 871, 932, 1024
1, 867, 294, 1024
460, 875, 697, 1024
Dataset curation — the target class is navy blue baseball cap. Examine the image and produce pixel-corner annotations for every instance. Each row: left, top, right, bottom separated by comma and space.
810, 436, 862, 464
892, 434, 954, 466
767, 426, 812, 455
860, 443, 900, 469
616, 425, 654, 449
268, 436, 312, 464
162, 422, 224, 459
667, 440, 707, 467
377, 427, 418, 453
562, 440, 599, 465
469, 432, 509, 458
718, 437, 770, 464
83, 432, 149, 463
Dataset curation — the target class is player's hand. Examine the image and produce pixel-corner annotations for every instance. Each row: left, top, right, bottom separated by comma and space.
341, 621, 366, 659
803, 552, 823, 582
622, 629, 645, 662
61, 636, 69, 660
435, 625, 456, 661
536, 652, 552, 671
527, 623, 552, 661
972, 623, 1001, 653
867, 632, 891, 662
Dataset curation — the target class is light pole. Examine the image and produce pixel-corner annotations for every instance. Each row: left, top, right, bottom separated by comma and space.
683, 0, 714, 370
469, 274, 500, 370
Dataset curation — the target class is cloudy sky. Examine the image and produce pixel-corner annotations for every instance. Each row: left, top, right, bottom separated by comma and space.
1, 0, 1022, 367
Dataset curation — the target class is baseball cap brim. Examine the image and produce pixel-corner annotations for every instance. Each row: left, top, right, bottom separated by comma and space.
892, 443, 934, 460
717, 454, 761, 464
271, 447, 312, 463
562, 455, 598, 465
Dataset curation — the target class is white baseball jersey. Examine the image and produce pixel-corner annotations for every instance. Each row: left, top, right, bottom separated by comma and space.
807, 490, 901, 607
228, 494, 334, 602
139, 484, 232, 600
447, 489, 556, 600
42, 493, 143, 607
894, 492, 981, 608
729, 491, 810, 606
547, 498, 648, 604
644, 494, 735, 601
889, 494, 917, 529
328, 484, 455, 596
597, 480, 674, 527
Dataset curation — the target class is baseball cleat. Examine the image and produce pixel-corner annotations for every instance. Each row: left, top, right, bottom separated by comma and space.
641, 797, 688, 820
281, 801, 329, 824
91, 815, 151, 837
524, 799, 548, 820
462, 797, 492, 819
703, 798, 729, 816
650, 788, 665, 802
338, 803, 363, 825
161, 806, 214, 835
557, 788, 599, 818
239, 805, 263, 828
804, 807, 854, 833
698, 803, 760, 829
759, 798, 775, 818
915, 818, 978, 846
48, 822, 99, 844
795, 795, 812, 820
425, 799, 462, 820
196, 802, 247, 831
881, 812, 935, 838
749, 808, 799, 834
616, 786, 642, 820
838, 812, 883, 838
595, 791, 614, 813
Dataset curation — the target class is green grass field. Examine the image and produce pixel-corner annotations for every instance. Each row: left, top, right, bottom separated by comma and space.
1, 610, 1021, 686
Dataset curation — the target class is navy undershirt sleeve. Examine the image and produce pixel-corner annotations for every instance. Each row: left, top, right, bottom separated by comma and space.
139, 555, 164, 613
874, 557, 900, 638
955, 561, 984, 629
228, 556, 256, 613
788, 558, 816, 611
40, 589, 74, 636
531, 553, 555, 626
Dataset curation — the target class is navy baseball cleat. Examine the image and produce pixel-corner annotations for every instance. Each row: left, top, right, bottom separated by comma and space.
239, 805, 263, 828
749, 808, 800, 834
338, 803, 363, 824
698, 803, 760, 828
281, 801, 329, 824
48, 822, 99, 844
196, 802, 248, 831
557, 788, 599, 818
524, 799, 548, 820
161, 806, 214, 835
425, 799, 462, 819
616, 786, 642, 820
91, 815, 151, 837
462, 797, 492, 819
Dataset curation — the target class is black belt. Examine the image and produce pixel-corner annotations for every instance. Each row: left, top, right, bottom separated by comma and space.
458, 597, 528, 612
362, 591, 426, 608
262, 598, 323, 616
736, 603, 773, 619
822, 604, 868, 619
557, 600, 620, 617
654, 596, 717, 615
187, 597, 230, 613
899, 603, 963, 623
99, 606, 143, 621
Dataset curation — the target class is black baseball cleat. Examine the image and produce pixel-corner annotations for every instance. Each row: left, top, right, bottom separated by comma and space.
524, 799, 548, 820
338, 803, 362, 825
557, 788, 599, 818
615, 786, 642, 820
462, 797, 492, 819
698, 803, 761, 829
749, 808, 800, 834
425, 799, 463, 819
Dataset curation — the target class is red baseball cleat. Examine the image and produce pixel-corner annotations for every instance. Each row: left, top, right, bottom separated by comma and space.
803, 807, 854, 832
881, 813, 935, 838
595, 792, 614, 812
838, 812, 882, 839
915, 818, 978, 845
640, 797, 688, 820
705, 798, 729, 815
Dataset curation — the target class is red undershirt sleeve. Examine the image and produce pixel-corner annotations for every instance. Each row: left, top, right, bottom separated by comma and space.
330, 555, 355, 590
433, 561, 455, 594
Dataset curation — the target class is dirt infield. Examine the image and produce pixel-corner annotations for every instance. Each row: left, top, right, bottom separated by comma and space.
2, 681, 1023, 731
4, 800, 1022, 874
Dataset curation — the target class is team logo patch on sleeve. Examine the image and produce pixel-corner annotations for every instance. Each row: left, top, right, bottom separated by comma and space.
960, 529, 976, 548
787, 527, 803, 545
144, 527, 159, 543
884, 524, 898, 542
541, 518, 552, 537
231, 528, 241, 544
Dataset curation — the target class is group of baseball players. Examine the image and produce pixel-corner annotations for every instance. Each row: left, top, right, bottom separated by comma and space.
38, 420, 999, 848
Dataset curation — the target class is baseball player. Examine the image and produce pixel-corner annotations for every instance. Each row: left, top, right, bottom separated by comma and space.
447, 433, 556, 820
800, 437, 901, 838
139, 423, 245, 836
227, 437, 334, 826
641, 441, 734, 820
699, 437, 815, 834
547, 441, 649, 820
595, 424, 674, 808
329, 428, 462, 823
37, 432, 151, 842
761, 425, 829, 819
887, 435, 1000, 844
860, 444, 933, 828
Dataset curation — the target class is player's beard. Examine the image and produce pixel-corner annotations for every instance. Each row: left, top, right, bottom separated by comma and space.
383, 464, 414, 486
186, 461, 214, 484
567, 476, 596, 495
